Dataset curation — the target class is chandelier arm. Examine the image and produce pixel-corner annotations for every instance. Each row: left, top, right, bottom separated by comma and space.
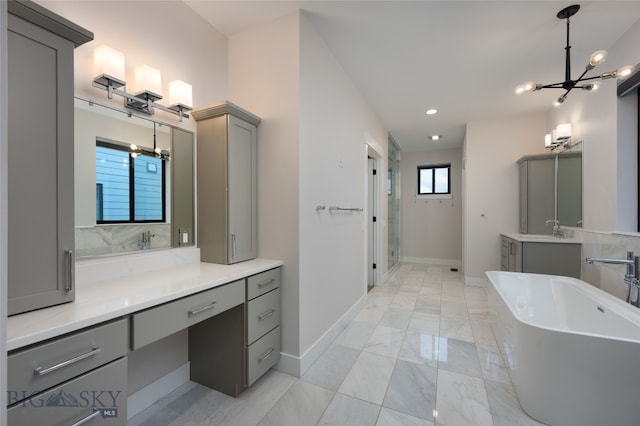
573, 68, 590, 84
575, 75, 605, 83
541, 83, 569, 89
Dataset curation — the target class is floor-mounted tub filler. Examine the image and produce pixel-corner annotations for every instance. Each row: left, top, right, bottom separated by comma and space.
486, 271, 640, 426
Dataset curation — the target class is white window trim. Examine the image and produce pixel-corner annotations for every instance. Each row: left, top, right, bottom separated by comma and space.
416, 193, 453, 201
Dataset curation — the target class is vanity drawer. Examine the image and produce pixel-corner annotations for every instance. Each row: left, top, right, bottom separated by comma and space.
8, 318, 127, 398
247, 288, 280, 345
246, 326, 280, 387
132, 279, 244, 350
8, 357, 127, 426
247, 267, 281, 300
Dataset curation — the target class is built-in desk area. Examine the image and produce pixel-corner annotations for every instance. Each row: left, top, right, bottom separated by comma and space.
7, 256, 283, 425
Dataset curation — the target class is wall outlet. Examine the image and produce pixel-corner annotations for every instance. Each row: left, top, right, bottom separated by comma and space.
182, 232, 189, 244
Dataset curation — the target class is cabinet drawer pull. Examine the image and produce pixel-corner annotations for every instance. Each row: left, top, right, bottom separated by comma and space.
231, 233, 236, 260
188, 301, 217, 316
70, 409, 101, 426
257, 279, 275, 289
258, 309, 276, 321
34, 347, 101, 376
65, 249, 74, 292
258, 347, 275, 363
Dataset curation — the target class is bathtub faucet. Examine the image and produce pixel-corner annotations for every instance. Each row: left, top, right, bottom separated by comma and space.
586, 251, 640, 307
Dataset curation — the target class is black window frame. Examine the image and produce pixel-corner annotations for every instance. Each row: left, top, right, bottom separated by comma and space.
417, 163, 451, 195
96, 140, 167, 224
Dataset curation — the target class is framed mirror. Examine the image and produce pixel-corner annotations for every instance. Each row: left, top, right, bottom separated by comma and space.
557, 149, 582, 228
74, 98, 194, 257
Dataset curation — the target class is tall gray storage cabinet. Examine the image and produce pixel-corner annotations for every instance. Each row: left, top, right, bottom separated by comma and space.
193, 102, 260, 264
7, 1, 93, 315
518, 154, 555, 235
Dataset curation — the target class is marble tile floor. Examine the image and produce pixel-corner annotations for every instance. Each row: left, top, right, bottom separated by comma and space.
129, 264, 545, 426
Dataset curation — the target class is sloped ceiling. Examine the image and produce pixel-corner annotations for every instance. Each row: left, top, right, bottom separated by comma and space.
184, 1, 640, 152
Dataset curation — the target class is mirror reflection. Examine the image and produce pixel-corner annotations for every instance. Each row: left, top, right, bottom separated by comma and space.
74, 98, 194, 257
556, 149, 582, 228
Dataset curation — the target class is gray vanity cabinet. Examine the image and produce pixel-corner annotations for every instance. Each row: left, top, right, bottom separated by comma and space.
7, 319, 128, 425
194, 102, 260, 264
518, 155, 555, 235
245, 268, 281, 386
501, 236, 581, 278
7, 1, 93, 315
501, 238, 522, 272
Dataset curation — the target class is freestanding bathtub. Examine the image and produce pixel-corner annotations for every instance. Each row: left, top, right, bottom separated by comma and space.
486, 271, 640, 426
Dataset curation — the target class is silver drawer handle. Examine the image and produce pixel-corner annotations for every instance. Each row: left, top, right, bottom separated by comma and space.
257, 279, 275, 289
188, 301, 217, 316
258, 347, 275, 364
34, 347, 102, 376
258, 309, 276, 321
71, 409, 101, 426
65, 249, 74, 292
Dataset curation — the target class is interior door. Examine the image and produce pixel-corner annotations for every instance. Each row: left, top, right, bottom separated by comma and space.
368, 157, 376, 287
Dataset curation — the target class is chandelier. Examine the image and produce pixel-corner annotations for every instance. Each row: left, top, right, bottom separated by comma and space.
515, 4, 634, 107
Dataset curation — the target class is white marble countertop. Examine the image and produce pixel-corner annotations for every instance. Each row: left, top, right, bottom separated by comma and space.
7, 258, 283, 351
501, 232, 581, 244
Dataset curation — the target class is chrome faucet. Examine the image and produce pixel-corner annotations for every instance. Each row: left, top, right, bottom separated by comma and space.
545, 219, 565, 238
139, 230, 154, 250
586, 251, 640, 307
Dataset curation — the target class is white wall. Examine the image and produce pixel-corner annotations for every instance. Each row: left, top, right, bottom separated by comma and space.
35, 0, 228, 133
463, 113, 547, 284
227, 11, 302, 359
228, 11, 388, 370
298, 12, 388, 353
547, 19, 640, 233
401, 148, 463, 265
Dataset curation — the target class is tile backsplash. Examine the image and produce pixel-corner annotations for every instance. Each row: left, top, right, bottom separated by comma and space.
76, 223, 171, 257
576, 229, 640, 301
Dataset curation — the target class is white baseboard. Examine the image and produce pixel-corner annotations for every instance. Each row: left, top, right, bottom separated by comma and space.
274, 352, 301, 378
274, 294, 367, 378
401, 256, 462, 267
465, 276, 488, 287
127, 362, 190, 419
381, 263, 401, 284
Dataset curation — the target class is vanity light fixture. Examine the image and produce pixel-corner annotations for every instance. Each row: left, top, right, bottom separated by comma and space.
92, 45, 192, 122
545, 123, 579, 151
515, 4, 634, 107
168, 80, 193, 116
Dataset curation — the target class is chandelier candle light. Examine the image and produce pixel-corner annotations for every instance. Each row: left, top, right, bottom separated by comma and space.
515, 4, 634, 107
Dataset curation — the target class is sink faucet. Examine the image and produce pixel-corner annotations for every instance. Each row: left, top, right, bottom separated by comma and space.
138, 230, 154, 250
586, 251, 640, 307
545, 219, 565, 238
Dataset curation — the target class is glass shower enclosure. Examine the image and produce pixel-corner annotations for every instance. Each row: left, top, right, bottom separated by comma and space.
387, 135, 401, 269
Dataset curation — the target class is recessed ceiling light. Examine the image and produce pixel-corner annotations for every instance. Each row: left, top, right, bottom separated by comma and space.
429, 135, 441, 141
426, 109, 438, 115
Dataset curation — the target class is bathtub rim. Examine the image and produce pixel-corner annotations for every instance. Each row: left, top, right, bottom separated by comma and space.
486, 270, 640, 344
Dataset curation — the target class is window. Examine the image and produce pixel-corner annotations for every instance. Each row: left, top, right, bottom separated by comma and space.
96, 140, 166, 223
418, 164, 451, 195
